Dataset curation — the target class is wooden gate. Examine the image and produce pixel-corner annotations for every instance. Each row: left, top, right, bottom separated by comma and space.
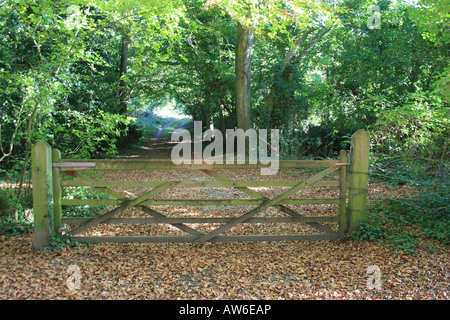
31, 130, 370, 249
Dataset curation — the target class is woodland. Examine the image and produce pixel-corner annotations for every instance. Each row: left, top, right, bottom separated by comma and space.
0, 0, 448, 300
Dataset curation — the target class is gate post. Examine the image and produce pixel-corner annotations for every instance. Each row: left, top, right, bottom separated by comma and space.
338, 149, 347, 238
52, 149, 62, 235
347, 129, 370, 233
31, 141, 54, 249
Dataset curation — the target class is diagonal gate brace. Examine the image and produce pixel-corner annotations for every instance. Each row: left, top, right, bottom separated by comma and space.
194, 166, 338, 242
65, 172, 202, 237
69, 182, 172, 235
200, 170, 336, 234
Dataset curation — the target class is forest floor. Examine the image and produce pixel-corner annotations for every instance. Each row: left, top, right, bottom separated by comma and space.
0, 126, 448, 300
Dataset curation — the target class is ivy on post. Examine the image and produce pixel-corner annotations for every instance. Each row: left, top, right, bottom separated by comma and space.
347, 129, 370, 233
31, 141, 54, 249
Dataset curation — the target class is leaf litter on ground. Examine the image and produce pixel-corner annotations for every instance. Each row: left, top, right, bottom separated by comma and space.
1, 138, 448, 300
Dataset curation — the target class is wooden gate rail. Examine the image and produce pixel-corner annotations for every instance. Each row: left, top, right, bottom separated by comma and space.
53, 159, 340, 171
31, 130, 370, 249
63, 216, 339, 224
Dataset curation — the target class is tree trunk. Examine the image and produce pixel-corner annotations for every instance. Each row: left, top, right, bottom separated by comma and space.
15, 101, 39, 221
118, 33, 129, 115
266, 26, 331, 127
235, 22, 254, 131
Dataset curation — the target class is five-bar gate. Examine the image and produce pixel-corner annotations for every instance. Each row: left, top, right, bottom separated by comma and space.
31, 130, 370, 249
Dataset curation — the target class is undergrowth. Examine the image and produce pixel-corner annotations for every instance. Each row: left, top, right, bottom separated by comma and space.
349, 156, 449, 254
41, 228, 88, 253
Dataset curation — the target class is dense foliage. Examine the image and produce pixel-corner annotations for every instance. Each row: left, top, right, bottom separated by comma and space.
0, 0, 448, 249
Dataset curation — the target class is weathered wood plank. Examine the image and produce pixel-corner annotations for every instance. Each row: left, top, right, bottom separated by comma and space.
61, 199, 122, 206
338, 150, 348, 237
60, 179, 339, 188
62, 216, 339, 224
57, 159, 338, 171
53, 162, 96, 168
31, 141, 54, 249
210, 234, 339, 242
61, 198, 341, 206
135, 205, 203, 236
73, 236, 198, 243
73, 233, 339, 243
276, 205, 336, 234
347, 129, 370, 233
52, 149, 62, 235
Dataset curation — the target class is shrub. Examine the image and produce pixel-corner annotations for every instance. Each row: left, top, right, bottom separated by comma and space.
116, 121, 144, 148
348, 218, 385, 242
0, 182, 33, 236
0, 216, 32, 237
43, 229, 87, 253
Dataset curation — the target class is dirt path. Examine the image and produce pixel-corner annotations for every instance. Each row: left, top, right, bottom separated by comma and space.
154, 119, 179, 138
119, 118, 191, 159
119, 136, 177, 159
